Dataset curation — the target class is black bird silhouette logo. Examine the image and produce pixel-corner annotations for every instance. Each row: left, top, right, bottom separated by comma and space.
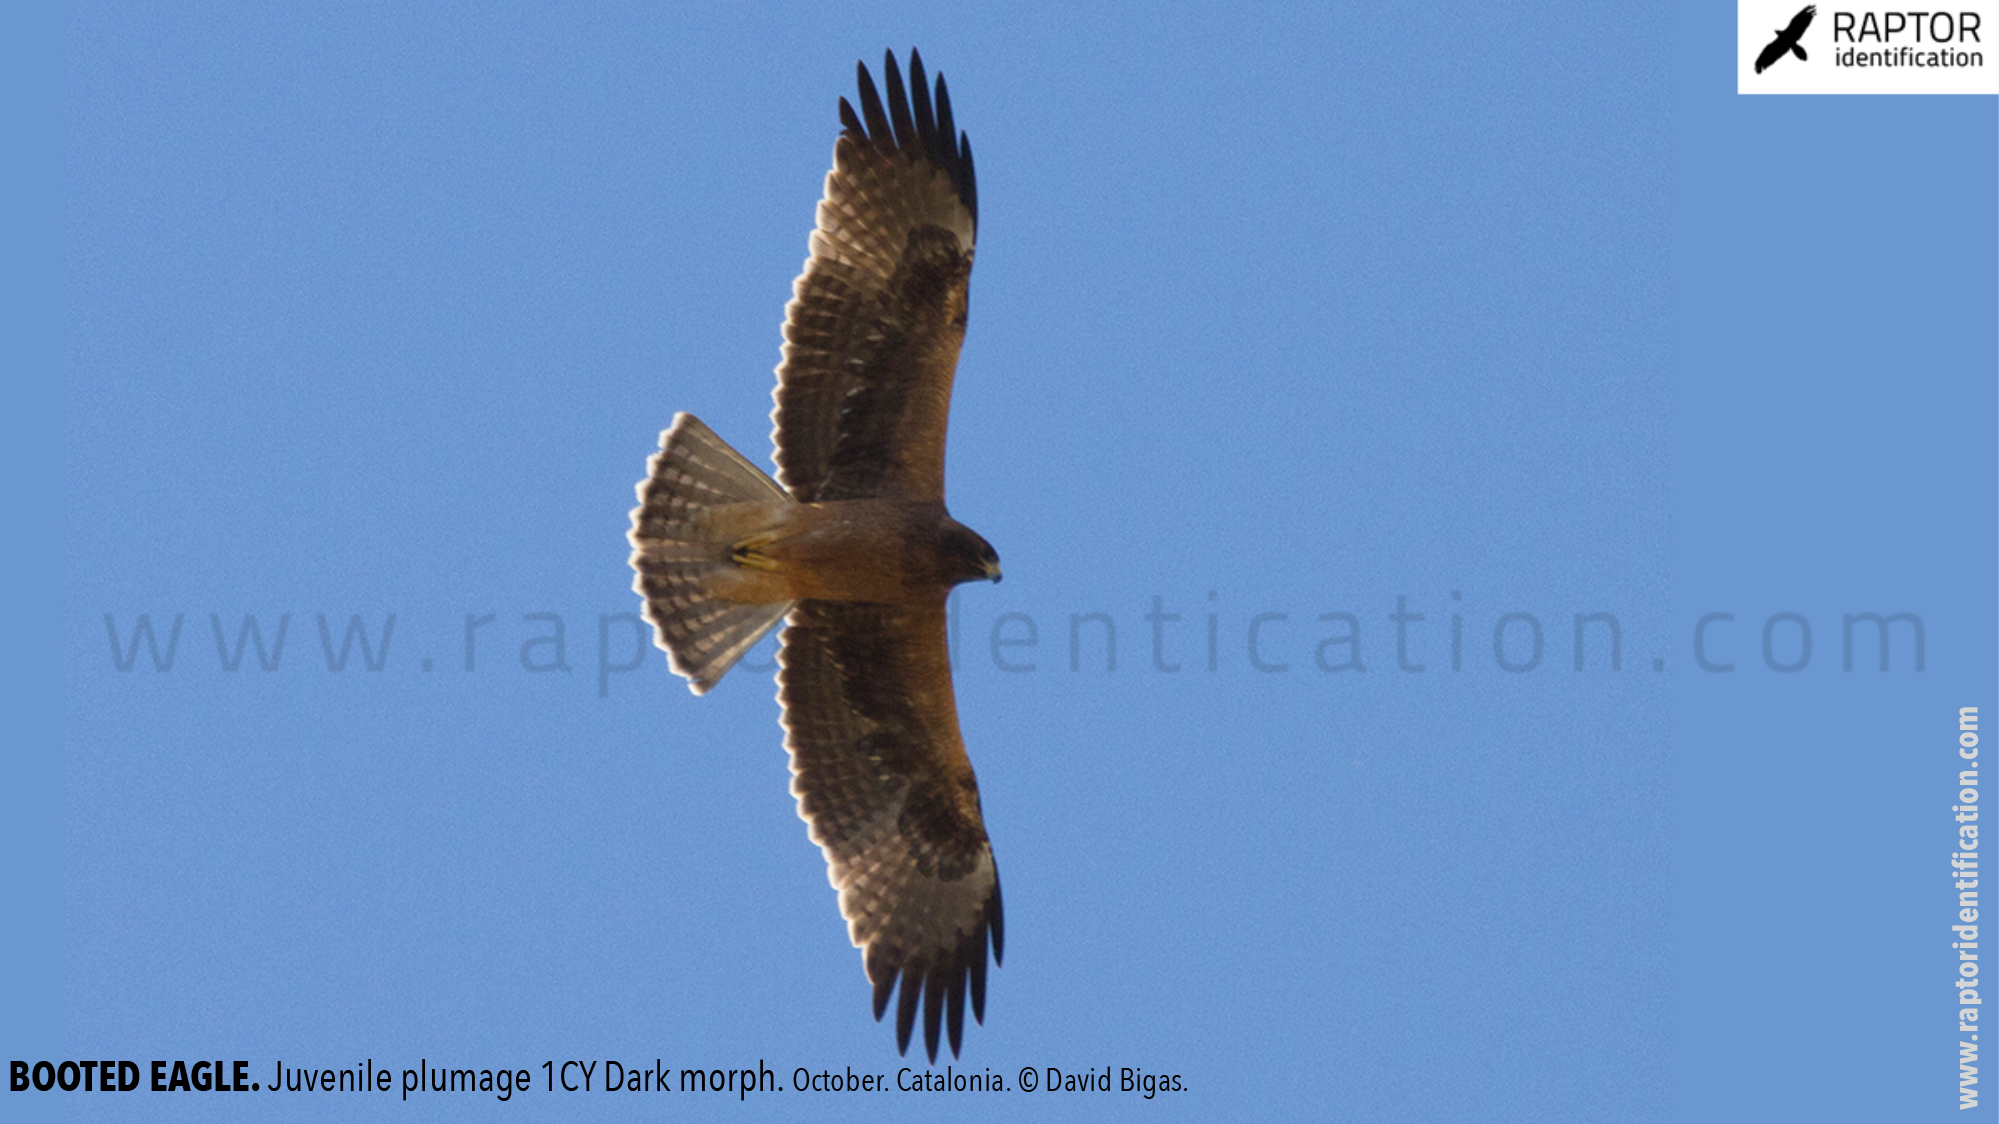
1756, 5, 1816, 73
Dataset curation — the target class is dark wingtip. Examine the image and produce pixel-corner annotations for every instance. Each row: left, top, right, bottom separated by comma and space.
867, 889, 1003, 1058
861, 861, 1002, 1058
843, 49, 977, 231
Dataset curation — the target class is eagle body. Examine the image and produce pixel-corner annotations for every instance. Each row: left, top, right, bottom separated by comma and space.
627, 50, 1005, 1063
729, 499, 999, 605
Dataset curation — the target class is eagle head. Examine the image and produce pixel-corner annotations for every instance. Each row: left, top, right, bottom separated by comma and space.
938, 520, 1002, 585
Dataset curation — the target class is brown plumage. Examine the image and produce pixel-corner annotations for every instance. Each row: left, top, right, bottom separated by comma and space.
627, 49, 1004, 1063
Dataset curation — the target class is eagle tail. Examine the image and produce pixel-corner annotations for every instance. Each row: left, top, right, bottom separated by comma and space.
629, 413, 795, 693
1793, 43, 1807, 61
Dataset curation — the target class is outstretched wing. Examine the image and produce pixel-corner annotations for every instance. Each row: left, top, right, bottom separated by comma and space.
1785, 4, 1816, 38
771, 49, 979, 504
779, 598, 1003, 1062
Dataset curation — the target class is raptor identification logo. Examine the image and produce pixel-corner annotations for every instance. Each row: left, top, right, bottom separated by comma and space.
1738, 0, 1999, 91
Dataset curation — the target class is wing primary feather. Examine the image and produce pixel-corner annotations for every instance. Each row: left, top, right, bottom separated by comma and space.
854, 59, 893, 147
969, 932, 989, 1024
895, 967, 923, 1056
946, 963, 968, 1056
958, 133, 978, 230
970, 920, 991, 1023
925, 68, 976, 227
837, 95, 863, 136
989, 872, 1005, 964
934, 72, 957, 160
882, 50, 916, 151
922, 962, 946, 1063
908, 50, 937, 157
871, 964, 896, 1021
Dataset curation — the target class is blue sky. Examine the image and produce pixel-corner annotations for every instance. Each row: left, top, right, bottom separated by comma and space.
38, 2, 1996, 1121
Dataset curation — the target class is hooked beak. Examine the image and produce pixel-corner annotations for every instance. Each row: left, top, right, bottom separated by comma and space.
985, 560, 1003, 584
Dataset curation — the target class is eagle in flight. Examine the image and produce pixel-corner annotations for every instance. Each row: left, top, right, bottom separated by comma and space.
627, 49, 1003, 1063
1755, 5, 1815, 73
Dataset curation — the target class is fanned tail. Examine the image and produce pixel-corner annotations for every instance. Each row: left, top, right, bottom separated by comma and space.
628, 413, 795, 693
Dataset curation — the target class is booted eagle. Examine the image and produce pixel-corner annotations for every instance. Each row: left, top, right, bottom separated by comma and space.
628, 49, 1003, 1064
